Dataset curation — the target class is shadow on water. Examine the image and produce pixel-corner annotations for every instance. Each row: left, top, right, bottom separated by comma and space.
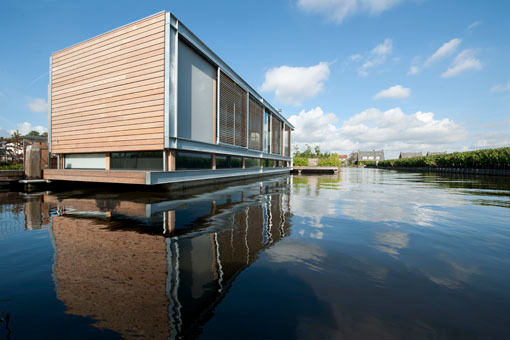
0, 174, 336, 339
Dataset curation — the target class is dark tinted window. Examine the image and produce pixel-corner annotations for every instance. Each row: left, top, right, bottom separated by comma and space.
216, 155, 242, 169
245, 158, 260, 168
176, 152, 212, 170
110, 152, 163, 170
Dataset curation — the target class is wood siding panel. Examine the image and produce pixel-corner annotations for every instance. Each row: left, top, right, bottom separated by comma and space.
51, 13, 166, 154
43, 169, 147, 185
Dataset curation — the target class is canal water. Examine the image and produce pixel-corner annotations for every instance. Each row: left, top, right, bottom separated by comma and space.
0, 169, 509, 339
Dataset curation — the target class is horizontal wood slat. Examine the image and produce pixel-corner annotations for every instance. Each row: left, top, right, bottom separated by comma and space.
53, 144, 164, 154
52, 43, 164, 79
52, 23, 165, 67
52, 52, 164, 87
53, 97, 164, 118
52, 122, 162, 139
52, 115, 163, 133
52, 66, 164, 97
52, 88, 164, 113
44, 169, 147, 185
51, 107, 164, 127
51, 13, 166, 155
53, 12, 165, 60
52, 81, 164, 109
52, 75, 163, 103
53, 58, 164, 90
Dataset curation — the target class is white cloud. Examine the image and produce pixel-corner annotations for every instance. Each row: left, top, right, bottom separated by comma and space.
490, 82, 510, 93
350, 54, 363, 62
289, 106, 466, 157
467, 21, 481, 32
374, 85, 410, 99
359, 38, 393, 76
26, 97, 48, 113
0, 128, 9, 138
441, 49, 482, 78
297, 0, 402, 23
424, 38, 461, 67
261, 62, 330, 106
407, 65, 420, 75
9, 122, 47, 136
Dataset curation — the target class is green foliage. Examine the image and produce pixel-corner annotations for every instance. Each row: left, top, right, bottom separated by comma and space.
26, 130, 40, 136
0, 163, 23, 170
293, 145, 341, 167
293, 157, 308, 166
377, 147, 510, 169
317, 155, 341, 167
359, 161, 377, 167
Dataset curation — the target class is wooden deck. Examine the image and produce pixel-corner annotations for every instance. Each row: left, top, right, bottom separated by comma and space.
44, 169, 147, 185
292, 166, 339, 174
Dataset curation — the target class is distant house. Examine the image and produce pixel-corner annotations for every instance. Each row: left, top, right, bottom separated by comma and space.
426, 151, 446, 156
337, 154, 348, 165
399, 152, 423, 159
350, 150, 385, 164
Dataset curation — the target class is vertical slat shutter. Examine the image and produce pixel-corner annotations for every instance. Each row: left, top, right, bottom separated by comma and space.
271, 117, 281, 155
286, 126, 291, 157
249, 97, 263, 151
219, 72, 247, 147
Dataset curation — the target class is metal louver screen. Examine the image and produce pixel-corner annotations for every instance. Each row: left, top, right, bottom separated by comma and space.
271, 117, 281, 155
283, 125, 291, 157
249, 97, 263, 151
219, 72, 247, 147
287, 126, 291, 157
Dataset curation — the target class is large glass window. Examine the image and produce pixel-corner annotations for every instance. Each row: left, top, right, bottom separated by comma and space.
176, 152, 212, 170
65, 153, 105, 169
110, 152, 163, 170
245, 158, 260, 168
264, 159, 275, 167
177, 40, 216, 143
216, 155, 242, 169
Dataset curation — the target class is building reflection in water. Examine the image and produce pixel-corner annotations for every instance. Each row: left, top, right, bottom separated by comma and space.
44, 177, 291, 339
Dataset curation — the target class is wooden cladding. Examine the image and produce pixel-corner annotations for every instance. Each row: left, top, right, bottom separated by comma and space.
219, 72, 247, 147
249, 97, 263, 151
51, 12, 166, 154
271, 117, 282, 155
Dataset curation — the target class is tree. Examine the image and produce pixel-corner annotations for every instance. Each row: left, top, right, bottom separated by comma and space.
7, 130, 23, 163
41, 132, 48, 137
314, 145, 321, 157
26, 130, 40, 137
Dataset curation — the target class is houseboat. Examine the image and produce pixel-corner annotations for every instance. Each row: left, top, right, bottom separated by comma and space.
44, 11, 293, 185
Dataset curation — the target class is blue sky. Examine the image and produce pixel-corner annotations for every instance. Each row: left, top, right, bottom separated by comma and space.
1, 0, 509, 158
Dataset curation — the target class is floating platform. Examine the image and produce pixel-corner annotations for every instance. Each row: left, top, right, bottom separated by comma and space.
291, 167, 339, 175
44, 168, 291, 186
0, 170, 25, 186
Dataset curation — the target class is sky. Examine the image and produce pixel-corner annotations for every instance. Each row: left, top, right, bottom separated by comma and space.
0, 0, 509, 158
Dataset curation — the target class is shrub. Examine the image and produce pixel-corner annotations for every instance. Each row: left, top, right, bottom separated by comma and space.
377, 147, 510, 169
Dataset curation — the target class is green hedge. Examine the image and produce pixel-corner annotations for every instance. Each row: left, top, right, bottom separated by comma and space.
317, 155, 341, 167
293, 157, 308, 166
0, 164, 23, 170
293, 155, 341, 167
378, 147, 510, 169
